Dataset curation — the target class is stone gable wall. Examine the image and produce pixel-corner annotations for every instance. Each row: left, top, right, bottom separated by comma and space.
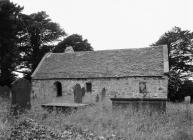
32, 76, 168, 104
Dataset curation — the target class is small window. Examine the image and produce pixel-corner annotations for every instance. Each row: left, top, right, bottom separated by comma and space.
54, 81, 62, 97
86, 82, 92, 92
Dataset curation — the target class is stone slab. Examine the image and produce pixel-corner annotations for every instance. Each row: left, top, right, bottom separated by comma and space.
111, 98, 166, 113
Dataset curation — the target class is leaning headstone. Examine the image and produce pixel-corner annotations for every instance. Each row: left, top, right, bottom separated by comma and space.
185, 96, 191, 104
3, 86, 10, 98
0, 86, 3, 97
0, 86, 10, 98
96, 94, 99, 102
185, 96, 191, 121
11, 78, 31, 115
82, 87, 85, 97
73, 84, 83, 103
101, 88, 106, 101
191, 96, 193, 104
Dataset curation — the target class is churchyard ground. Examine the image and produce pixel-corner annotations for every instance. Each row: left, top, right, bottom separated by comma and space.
0, 96, 193, 139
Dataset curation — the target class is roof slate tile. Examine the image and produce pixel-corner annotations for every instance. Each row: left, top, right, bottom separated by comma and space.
32, 46, 165, 79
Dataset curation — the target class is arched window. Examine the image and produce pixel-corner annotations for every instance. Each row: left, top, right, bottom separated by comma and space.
54, 81, 62, 97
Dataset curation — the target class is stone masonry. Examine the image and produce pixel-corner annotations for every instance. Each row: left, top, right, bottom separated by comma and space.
32, 76, 168, 104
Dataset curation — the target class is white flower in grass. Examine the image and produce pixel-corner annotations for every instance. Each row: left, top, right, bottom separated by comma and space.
99, 136, 105, 140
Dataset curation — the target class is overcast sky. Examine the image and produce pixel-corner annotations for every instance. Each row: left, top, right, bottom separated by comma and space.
12, 0, 193, 50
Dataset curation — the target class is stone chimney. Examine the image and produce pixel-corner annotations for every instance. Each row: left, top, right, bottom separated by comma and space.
65, 46, 74, 53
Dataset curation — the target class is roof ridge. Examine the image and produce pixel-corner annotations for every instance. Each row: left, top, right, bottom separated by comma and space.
50, 46, 157, 55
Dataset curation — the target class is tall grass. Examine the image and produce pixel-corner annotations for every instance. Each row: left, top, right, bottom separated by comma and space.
0, 97, 12, 139
1, 97, 193, 139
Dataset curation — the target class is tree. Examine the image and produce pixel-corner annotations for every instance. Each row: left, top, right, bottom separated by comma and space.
153, 27, 193, 74
17, 11, 65, 77
0, 1, 23, 86
53, 34, 93, 53
180, 80, 193, 102
153, 27, 193, 101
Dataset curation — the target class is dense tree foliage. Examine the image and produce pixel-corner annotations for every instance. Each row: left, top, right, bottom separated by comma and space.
153, 27, 193, 73
0, 2, 94, 85
17, 11, 66, 77
153, 27, 193, 101
0, 2, 23, 85
0, 2, 93, 86
53, 34, 93, 53
180, 80, 193, 102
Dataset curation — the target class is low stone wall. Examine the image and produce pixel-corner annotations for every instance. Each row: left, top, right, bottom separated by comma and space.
111, 98, 167, 113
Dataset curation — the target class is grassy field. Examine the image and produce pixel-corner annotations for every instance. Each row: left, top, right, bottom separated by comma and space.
0, 97, 193, 139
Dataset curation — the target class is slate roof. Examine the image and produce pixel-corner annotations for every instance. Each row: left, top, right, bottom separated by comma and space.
32, 46, 165, 79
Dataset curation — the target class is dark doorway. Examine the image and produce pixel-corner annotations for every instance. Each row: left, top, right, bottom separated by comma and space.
86, 82, 92, 92
54, 81, 62, 97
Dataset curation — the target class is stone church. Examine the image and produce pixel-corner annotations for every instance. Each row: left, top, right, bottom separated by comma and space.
31, 45, 169, 105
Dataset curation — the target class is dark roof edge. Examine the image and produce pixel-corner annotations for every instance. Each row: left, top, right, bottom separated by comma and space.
31, 53, 51, 78
32, 75, 167, 81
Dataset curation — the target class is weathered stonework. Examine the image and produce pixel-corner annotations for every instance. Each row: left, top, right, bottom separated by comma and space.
31, 46, 169, 112
32, 76, 168, 104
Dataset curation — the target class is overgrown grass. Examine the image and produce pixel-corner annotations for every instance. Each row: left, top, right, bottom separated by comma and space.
1, 97, 193, 139
0, 98, 12, 139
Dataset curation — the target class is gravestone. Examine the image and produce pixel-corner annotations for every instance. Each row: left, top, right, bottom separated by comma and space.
73, 84, 83, 103
0, 85, 11, 98
185, 96, 191, 120
82, 87, 85, 97
0, 86, 3, 96
191, 96, 193, 104
185, 96, 191, 104
96, 94, 99, 102
101, 88, 106, 101
3, 86, 10, 98
11, 78, 31, 115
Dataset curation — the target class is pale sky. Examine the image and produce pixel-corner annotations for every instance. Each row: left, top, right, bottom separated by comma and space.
12, 0, 193, 50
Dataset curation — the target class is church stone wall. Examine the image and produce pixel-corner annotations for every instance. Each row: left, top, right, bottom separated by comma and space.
32, 76, 168, 104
